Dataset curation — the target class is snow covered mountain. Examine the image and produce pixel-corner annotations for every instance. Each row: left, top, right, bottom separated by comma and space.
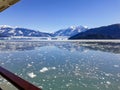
53, 26, 88, 37
0, 25, 52, 37
0, 25, 88, 37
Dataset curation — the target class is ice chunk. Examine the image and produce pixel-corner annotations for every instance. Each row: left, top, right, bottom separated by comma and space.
28, 72, 36, 78
27, 63, 32, 67
106, 81, 111, 85
51, 67, 56, 70
40, 67, 56, 73
113, 65, 119, 68
40, 67, 49, 73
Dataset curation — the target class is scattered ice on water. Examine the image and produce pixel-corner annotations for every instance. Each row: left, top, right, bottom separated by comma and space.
117, 73, 120, 77
27, 63, 32, 67
51, 67, 56, 70
61, 69, 65, 72
82, 83, 88, 87
39, 86, 43, 89
66, 84, 70, 87
100, 82, 104, 84
54, 76, 57, 78
118, 86, 120, 89
27, 72, 36, 78
113, 65, 119, 68
49, 88, 52, 90
42, 79, 46, 82
66, 83, 72, 87
105, 73, 112, 77
106, 81, 111, 85
31, 62, 34, 64
40, 67, 56, 73
101, 77, 105, 80
40, 67, 49, 73
83, 49, 89, 53
1, 63, 4, 65
62, 79, 65, 82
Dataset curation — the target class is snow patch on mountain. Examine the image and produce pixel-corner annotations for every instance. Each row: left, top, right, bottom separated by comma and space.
8, 30, 15, 33
18, 30, 23, 34
53, 25, 88, 37
0, 25, 13, 28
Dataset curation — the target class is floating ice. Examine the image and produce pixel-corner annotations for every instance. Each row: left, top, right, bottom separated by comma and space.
51, 67, 56, 70
40, 67, 56, 73
31, 62, 34, 64
28, 72, 36, 78
1, 63, 4, 65
27, 63, 32, 67
40, 67, 49, 73
117, 73, 120, 77
54, 76, 57, 78
39, 86, 43, 89
105, 73, 111, 77
42, 79, 46, 82
66, 83, 70, 87
106, 81, 111, 85
113, 65, 119, 68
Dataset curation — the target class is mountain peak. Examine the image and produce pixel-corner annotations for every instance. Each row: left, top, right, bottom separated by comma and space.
53, 25, 88, 37
69, 26, 76, 30
0, 25, 52, 37
68, 25, 88, 30
0, 25, 13, 28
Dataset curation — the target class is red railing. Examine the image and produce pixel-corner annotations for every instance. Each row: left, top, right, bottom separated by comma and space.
0, 66, 42, 90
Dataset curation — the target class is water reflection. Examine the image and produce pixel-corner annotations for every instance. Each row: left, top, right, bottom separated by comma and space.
78, 42, 120, 54
0, 41, 120, 54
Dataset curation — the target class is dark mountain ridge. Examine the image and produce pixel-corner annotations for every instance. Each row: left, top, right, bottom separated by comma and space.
69, 24, 120, 39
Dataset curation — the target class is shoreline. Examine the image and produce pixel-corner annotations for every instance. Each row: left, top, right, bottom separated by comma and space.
0, 39, 120, 43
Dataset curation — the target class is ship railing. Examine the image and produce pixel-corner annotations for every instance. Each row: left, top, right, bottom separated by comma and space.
0, 66, 41, 90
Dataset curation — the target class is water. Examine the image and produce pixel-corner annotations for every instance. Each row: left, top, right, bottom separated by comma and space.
0, 41, 120, 90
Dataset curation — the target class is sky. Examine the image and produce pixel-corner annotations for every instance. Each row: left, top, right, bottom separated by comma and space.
0, 0, 120, 32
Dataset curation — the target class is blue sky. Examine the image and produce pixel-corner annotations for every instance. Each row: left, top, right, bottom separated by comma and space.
0, 0, 120, 32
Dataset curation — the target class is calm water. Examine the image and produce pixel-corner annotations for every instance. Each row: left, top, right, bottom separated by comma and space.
0, 41, 120, 90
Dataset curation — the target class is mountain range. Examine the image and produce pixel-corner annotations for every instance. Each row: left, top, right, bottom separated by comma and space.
0, 24, 120, 39
0, 25, 87, 37
69, 24, 120, 39
0, 25, 51, 37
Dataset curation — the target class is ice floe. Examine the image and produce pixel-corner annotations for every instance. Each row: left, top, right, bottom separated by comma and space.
113, 65, 119, 68
27, 63, 32, 67
106, 81, 111, 85
40, 67, 56, 73
40, 67, 49, 73
27, 72, 36, 78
